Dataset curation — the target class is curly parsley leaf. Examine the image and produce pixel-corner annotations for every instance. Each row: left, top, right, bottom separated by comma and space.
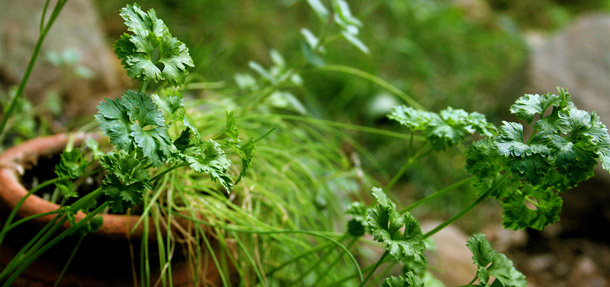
99, 151, 151, 213
221, 111, 256, 184
114, 3, 194, 85
367, 187, 426, 268
388, 106, 435, 131
184, 139, 233, 192
389, 106, 496, 151
97, 91, 172, 166
467, 233, 526, 287
124, 91, 173, 166
510, 93, 560, 124
95, 97, 133, 151
501, 185, 563, 230
466, 88, 610, 230
55, 149, 88, 198
345, 201, 368, 237
381, 272, 423, 287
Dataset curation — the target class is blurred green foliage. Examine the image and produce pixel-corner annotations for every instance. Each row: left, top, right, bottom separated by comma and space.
92, 0, 607, 218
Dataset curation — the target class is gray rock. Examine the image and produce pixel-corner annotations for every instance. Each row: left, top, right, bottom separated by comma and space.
529, 13, 610, 182
0, 0, 121, 117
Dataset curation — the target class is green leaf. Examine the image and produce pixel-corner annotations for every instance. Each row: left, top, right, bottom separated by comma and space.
388, 106, 435, 131
224, 111, 239, 142
103, 174, 149, 213
467, 87, 610, 231
332, 0, 362, 29
341, 31, 369, 54
174, 128, 192, 151
502, 186, 563, 230
54, 149, 88, 198
510, 93, 560, 124
381, 272, 423, 287
346, 201, 368, 237
390, 106, 495, 150
99, 151, 151, 213
367, 188, 426, 268
301, 28, 325, 52
130, 125, 172, 167
231, 139, 255, 184
152, 89, 184, 118
121, 91, 172, 166
184, 139, 233, 192
114, 3, 193, 85
121, 90, 165, 127
307, 0, 329, 21
467, 233, 526, 287
95, 97, 133, 151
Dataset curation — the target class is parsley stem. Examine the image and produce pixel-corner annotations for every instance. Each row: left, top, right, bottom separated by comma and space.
384, 146, 432, 192
358, 250, 388, 287
317, 65, 424, 110
399, 176, 475, 214
152, 162, 190, 182
274, 114, 420, 140
139, 80, 149, 94
423, 173, 509, 239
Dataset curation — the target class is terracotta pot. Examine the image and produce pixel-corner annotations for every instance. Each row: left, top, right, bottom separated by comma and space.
0, 134, 223, 286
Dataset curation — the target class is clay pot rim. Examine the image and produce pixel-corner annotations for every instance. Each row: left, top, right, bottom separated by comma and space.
0, 133, 146, 238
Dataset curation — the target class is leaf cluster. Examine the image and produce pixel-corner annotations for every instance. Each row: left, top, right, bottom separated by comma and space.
113, 3, 194, 85
466, 88, 610, 230
90, 5, 256, 213
381, 271, 423, 287
345, 201, 367, 237
466, 233, 526, 287
54, 149, 88, 198
306, 0, 369, 54
388, 105, 496, 151
366, 187, 426, 271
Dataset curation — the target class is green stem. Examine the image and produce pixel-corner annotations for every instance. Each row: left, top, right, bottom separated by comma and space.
358, 250, 388, 287
274, 114, 418, 140
0, 210, 62, 237
151, 162, 189, 182
423, 173, 509, 239
1, 187, 104, 280
311, 236, 358, 286
0, 214, 65, 281
54, 235, 85, 287
231, 231, 268, 286
0, 177, 64, 246
399, 177, 475, 214
266, 241, 334, 276
2, 202, 109, 287
0, 167, 102, 246
317, 65, 424, 110
384, 147, 432, 192
169, 210, 362, 282
321, 264, 378, 287
138, 80, 148, 94
292, 233, 349, 283
0, 0, 67, 137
